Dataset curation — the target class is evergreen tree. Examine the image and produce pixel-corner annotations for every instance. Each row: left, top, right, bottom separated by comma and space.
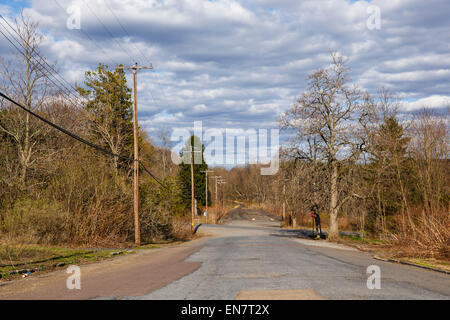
366, 116, 411, 232
77, 63, 134, 171
371, 116, 409, 163
178, 135, 210, 209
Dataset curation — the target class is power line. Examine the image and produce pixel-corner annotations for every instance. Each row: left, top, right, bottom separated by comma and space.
0, 9, 168, 192
55, 0, 159, 117
0, 90, 127, 159
3, 3, 174, 181
139, 162, 166, 189
0, 26, 73, 104
68, 0, 172, 121
99, 0, 172, 117
1, 8, 136, 117
0, 18, 86, 110
82, 0, 136, 64
0, 10, 168, 191
52, 0, 120, 67
103, 0, 149, 66
0, 90, 167, 189
100, 0, 162, 115
1, 11, 143, 122
0, 14, 83, 100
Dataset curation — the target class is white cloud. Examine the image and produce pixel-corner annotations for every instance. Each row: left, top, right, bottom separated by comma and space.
402, 95, 450, 111
0, 0, 448, 138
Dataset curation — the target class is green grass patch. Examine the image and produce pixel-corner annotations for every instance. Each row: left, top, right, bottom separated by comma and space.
340, 234, 384, 244
401, 257, 450, 272
134, 244, 161, 250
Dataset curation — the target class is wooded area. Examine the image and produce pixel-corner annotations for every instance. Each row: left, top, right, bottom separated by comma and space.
0, 15, 190, 246
216, 54, 449, 259
0, 16, 448, 261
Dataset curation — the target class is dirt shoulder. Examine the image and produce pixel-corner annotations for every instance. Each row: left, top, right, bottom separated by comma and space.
0, 236, 208, 300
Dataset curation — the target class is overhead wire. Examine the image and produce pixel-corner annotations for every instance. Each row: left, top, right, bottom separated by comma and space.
102, 0, 149, 66
82, 0, 137, 64
0, 18, 86, 110
62, 1, 161, 161
101, 0, 164, 120
0, 6, 168, 188
52, 0, 121, 68
0, 90, 167, 189
0, 14, 83, 100
0, 82, 167, 189
53, 0, 163, 129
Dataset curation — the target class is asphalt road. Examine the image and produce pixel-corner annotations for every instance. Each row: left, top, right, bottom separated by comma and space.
133, 221, 450, 300
1, 208, 449, 300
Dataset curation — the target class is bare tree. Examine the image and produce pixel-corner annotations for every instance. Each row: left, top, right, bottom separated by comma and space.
157, 126, 172, 179
0, 13, 51, 187
410, 108, 449, 214
280, 52, 364, 239
360, 88, 405, 234
401, 108, 449, 256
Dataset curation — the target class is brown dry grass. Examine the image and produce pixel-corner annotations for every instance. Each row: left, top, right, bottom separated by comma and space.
391, 208, 449, 260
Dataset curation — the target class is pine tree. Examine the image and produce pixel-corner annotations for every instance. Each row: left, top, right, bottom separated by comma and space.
77, 63, 134, 171
371, 116, 409, 163
367, 116, 411, 232
178, 135, 210, 209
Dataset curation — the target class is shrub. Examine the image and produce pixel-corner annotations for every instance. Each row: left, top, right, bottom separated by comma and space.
0, 199, 68, 244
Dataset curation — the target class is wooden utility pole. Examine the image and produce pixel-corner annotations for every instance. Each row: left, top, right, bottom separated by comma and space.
218, 179, 226, 222
189, 145, 202, 233
201, 170, 213, 223
118, 63, 152, 246
281, 178, 289, 224
190, 146, 195, 233
282, 183, 286, 220
213, 176, 222, 223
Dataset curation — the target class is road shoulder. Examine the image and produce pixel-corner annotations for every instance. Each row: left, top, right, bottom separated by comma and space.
0, 237, 209, 300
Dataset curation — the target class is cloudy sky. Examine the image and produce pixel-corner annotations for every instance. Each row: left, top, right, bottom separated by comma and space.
0, 0, 449, 144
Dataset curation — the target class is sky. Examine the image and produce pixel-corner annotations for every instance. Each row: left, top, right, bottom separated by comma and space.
0, 0, 449, 148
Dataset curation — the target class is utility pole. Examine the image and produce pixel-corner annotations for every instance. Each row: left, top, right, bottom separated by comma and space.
283, 183, 286, 220
189, 145, 202, 233
282, 179, 289, 222
217, 179, 226, 222
213, 176, 222, 223
190, 146, 195, 233
201, 170, 213, 223
281, 179, 289, 223
118, 63, 152, 246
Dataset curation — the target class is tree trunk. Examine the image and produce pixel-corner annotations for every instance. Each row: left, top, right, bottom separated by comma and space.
21, 51, 32, 187
329, 161, 339, 239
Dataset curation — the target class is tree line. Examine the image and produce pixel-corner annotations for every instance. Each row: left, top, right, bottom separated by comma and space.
0, 14, 205, 246
216, 53, 449, 259
0, 15, 448, 260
